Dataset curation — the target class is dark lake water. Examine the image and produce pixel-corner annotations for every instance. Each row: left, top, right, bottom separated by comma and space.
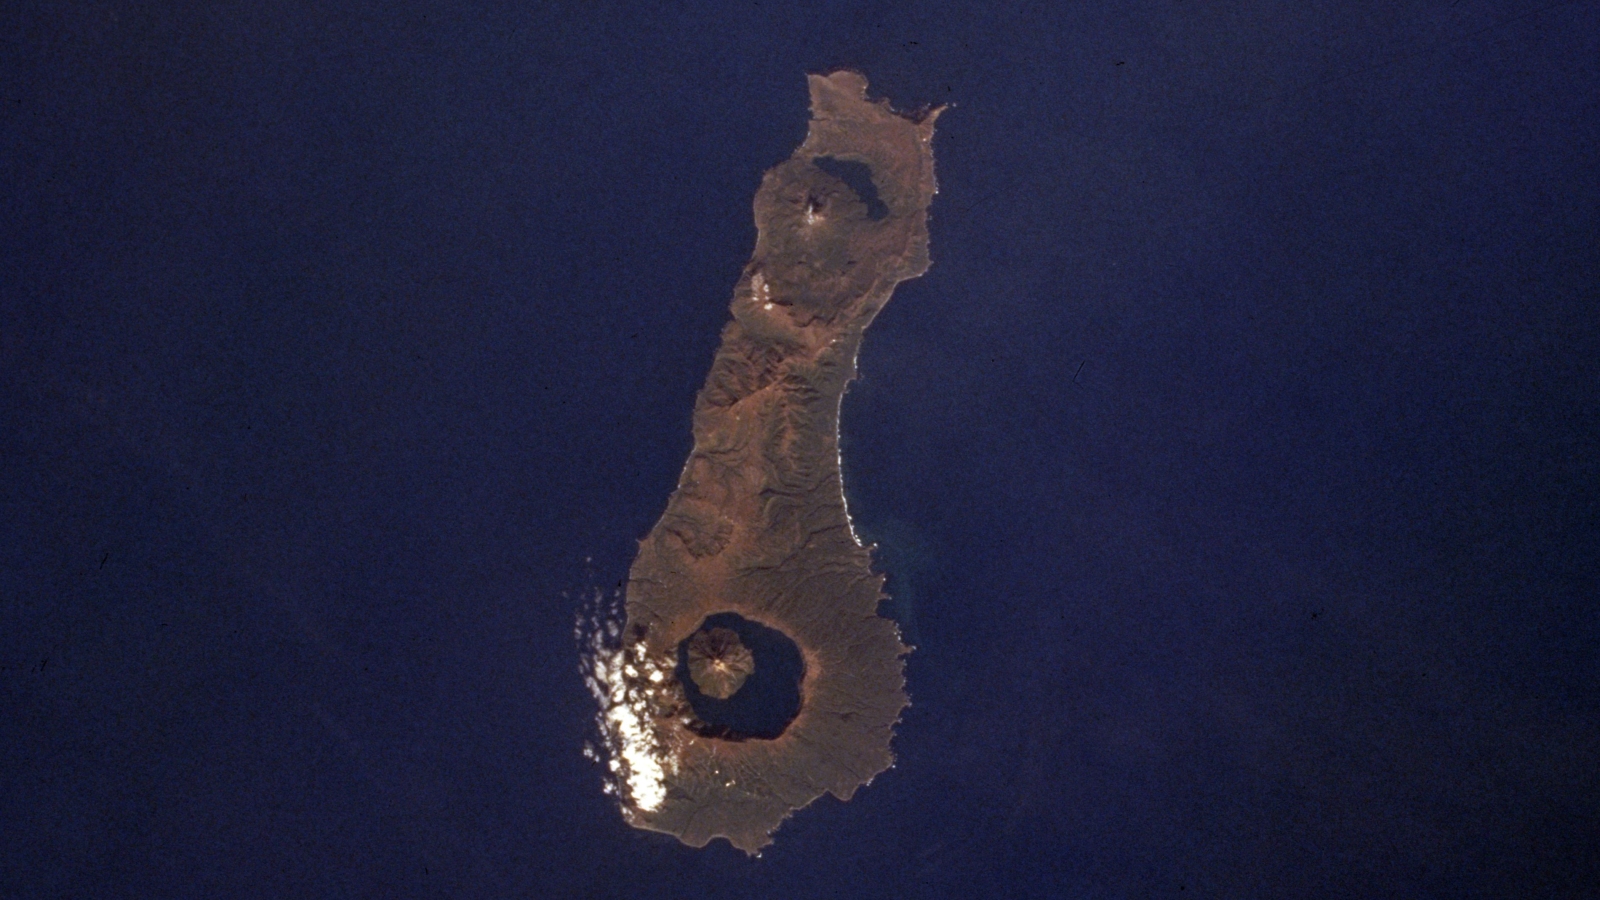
813, 155, 891, 220
675, 612, 806, 741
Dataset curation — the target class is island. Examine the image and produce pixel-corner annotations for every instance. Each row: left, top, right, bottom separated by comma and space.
685, 627, 755, 700
599, 70, 942, 854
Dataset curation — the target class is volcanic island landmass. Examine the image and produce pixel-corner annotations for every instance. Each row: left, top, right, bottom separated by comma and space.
600, 70, 942, 854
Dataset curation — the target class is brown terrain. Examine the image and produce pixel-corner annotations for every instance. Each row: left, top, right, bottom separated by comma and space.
613, 70, 941, 853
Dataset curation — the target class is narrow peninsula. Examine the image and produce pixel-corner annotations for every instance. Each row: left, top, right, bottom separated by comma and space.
602, 70, 941, 854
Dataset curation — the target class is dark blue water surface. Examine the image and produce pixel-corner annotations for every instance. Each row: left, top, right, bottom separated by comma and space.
3, 0, 1597, 897
675, 613, 805, 741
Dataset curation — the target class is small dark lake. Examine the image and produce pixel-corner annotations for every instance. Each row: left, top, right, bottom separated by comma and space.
675, 612, 805, 740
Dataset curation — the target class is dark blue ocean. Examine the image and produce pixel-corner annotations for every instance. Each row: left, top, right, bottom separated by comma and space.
3, 1, 1597, 896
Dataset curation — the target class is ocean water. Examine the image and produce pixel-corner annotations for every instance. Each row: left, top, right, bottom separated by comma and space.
3, 0, 1597, 896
